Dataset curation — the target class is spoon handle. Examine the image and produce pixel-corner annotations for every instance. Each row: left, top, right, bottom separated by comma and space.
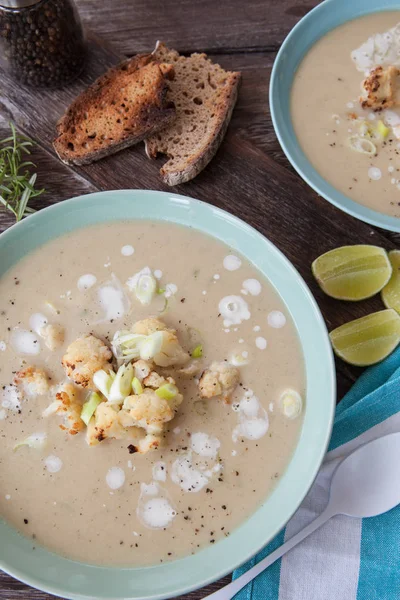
203, 507, 335, 600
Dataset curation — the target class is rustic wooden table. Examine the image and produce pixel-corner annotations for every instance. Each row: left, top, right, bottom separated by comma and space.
1, 0, 399, 598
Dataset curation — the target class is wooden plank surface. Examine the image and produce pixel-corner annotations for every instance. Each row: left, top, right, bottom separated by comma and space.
74, 0, 318, 55
0, 0, 397, 598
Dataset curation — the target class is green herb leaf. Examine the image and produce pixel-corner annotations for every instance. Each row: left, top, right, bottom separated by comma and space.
0, 122, 44, 222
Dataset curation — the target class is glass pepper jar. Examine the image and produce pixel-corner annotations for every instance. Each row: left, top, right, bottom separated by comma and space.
0, 0, 86, 87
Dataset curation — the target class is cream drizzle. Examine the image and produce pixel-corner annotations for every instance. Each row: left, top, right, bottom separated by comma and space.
106, 466, 125, 490
98, 275, 130, 321
190, 432, 220, 459
383, 110, 400, 128
255, 336, 267, 350
121, 245, 134, 256
171, 452, 209, 493
152, 461, 167, 482
165, 283, 178, 298
218, 295, 250, 328
232, 390, 269, 442
137, 482, 176, 529
242, 279, 261, 296
368, 166, 382, 181
10, 329, 40, 355
223, 255, 242, 271
267, 310, 286, 329
1, 385, 21, 412
44, 455, 63, 473
352, 23, 400, 73
77, 274, 97, 291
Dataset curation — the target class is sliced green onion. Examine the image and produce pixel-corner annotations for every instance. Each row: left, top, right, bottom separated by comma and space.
112, 330, 146, 362
155, 383, 178, 400
81, 392, 102, 426
157, 288, 166, 295
135, 273, 157, 305
93, 369, 115, 399
348, 135, 377, 156
358, 119, 390, 143
159, 296, 169, 316
279, 389, 302, 420
140, 331, 164, 360
377, 120, 390, 139
14, 432, 47, 451
108, 362, 134, 404
132, 376, 143, 395
191, 344, 203, 358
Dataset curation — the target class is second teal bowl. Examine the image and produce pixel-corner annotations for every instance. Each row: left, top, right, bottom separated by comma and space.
270, 0, 400, 232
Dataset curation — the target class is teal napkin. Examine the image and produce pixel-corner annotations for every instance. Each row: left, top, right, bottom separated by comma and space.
233, 346, 400, 600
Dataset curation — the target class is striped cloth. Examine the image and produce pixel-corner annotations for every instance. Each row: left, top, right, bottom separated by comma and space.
233, 346, 400, 600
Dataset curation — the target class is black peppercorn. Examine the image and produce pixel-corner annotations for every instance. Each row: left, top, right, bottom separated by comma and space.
0, 0, 86, 87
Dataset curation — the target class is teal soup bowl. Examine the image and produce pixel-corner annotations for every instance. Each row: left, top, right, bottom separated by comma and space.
0, 190, 335, 599
270, 0, 400, 232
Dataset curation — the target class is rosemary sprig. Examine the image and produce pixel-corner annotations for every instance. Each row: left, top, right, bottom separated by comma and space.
0, 123, 44, 222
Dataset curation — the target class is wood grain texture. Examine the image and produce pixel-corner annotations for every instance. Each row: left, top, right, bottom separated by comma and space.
0, 0, 397, 598
74, 0, 320, 55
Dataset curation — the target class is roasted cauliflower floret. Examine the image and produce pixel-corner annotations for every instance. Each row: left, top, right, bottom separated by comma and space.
133, 318, 171, 336
199, 361, 240, 403
42, 383, 84, 435
153, 330, 190, 367
62, 334, 112, 389
39, 323, 65, 351
132, 318, 190, 367
133, 359, 152, 381
14, 366, 49, 396
133, 433, 163, 454
122, 388, 181, 434
142, 370, 168, 389
360, 65, 400, 111
86, 402, 140, 446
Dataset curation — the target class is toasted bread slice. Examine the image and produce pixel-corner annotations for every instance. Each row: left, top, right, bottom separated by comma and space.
53, 54, 175, 165
360, 65, 400, 111
145, 42, 241, 186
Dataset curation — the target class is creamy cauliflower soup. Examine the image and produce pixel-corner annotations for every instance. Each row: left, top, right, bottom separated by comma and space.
0, 221, 304, 566
292, 12, 400, 218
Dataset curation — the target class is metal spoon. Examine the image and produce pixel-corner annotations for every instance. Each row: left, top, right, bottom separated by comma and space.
204, 432, 400, 600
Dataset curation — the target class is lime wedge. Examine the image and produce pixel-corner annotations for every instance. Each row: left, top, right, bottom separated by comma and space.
330, 309, 400, 366
381, 250, 400, 313
312, 245, 392, 301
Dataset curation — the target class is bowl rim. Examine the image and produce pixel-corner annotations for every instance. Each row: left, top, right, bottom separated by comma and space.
0, 190, 336, 600
270, 0, 400, 232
